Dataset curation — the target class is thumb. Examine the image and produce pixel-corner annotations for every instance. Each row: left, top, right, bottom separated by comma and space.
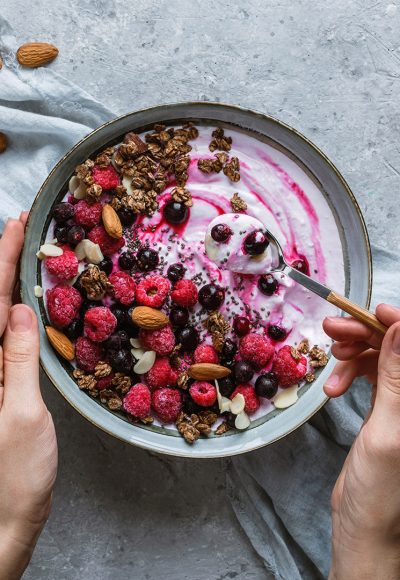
2, 304, 42, 410
373, 321, 400, 425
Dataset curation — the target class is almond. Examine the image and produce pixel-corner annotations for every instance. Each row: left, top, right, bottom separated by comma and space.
131, 306, 169, 330
0, 132, 7, 154
102, 204, 122, 239
45, 326, 75, 361
188, 363, 231, 380
17, 42, 58, 68
0, 56, 3, 70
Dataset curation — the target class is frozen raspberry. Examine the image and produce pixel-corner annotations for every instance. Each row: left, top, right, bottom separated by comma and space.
239, 333, 274, 369
272, 345, 307, 387
123, 383, 151, 419
84, 306, 117, 342
87, 225, 125, 256
193, 344, 219, 364
230, 384, 260, 414
139, 325, 175, 356
96, 373, 115, 391
136, 275, 171, 308
171, 279, 198, 308
46, 284, 82, 328
144, 357, 177, 390
45, 245, 79, 280
151, 388, 182, 423
109, 271, 136, 306
189, 381, 217, 407
74, 200, 103, 229
92, 165, 120, 190
75, 336, 103, 372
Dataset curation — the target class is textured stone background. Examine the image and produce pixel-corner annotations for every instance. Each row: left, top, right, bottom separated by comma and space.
2, 0, 400, 578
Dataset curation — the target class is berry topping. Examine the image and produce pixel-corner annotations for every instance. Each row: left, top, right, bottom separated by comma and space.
118, 251, 136, 271
54, 225, 70, 244
230, 384, 260, 414
144, 357, 177, 390
152, 388, 182, 423
64, 318, 83, 340
74, 200, 103, 229
291, 258, 309, 275
169, 306, 189, 327
139, 325, 176, 356
233, 360, 254, 383
87, 225, 125, 256
198, 283, 225, 310
84, 306, 117, 342
92, 165, 119, 190
267, 325, 287, 341
211, 223, 233, 243
272, 345, 307, 387
67, 225, 86, 247
255, 372, 279, 399
233, 316, 251, 337
123, 384, 151, 419
171, 279, 198, 308
163, 200, 189, 225
137, 247, 159, 271
52, 202, 75, 223
98, 256, 113, 276
221, 338, 238, 361
189, 381, 217, 407
167, 263, 186, 283
45, 245, 79, 281
243, 230, 269, 256
218, 376, 235, 398
194, 344, 219, 364
46, 284, 82, 328
75, 336, 103, 372
176, 325, 199, 352
109, 271, 136, 305
117, 207, 137, 226
258, 274, 278, 296
239, 333, 274, 369
110, 349, 133, 374
110, 305, 137, 333
136, 275, 171, 308
105, 330, 130, 352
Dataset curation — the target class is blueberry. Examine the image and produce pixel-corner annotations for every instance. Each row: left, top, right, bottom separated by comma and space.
52, 202, 75, 224
167, 263, 186, 283
110, 349, 133, 374
218, 376, 235, 397
177, 325, 199, 352
169, 306, 189, 327
137, 247, 159, 271
182, 391, 202, 415
211, 223, 233, 243
243, 230, 269, 255
291, 258, 309, 275
221, 338, 238, 361
54, 225, 70, 244
117, 207, 137, 226
233, 316, 250, 337
110, 305, 138, 335
64, 318, 83, 340
198, 283, 225, 310
163, 200, 189, 225
73, 272, 87, 296
233, 360, 254, 383
106, 330, 130, 351
255, 372, 279, 399
98, 257, 113, 276
118, 251, 136, 271
67, 225, 85, 247
258, 274, 278, 296
267, 325, 287, 341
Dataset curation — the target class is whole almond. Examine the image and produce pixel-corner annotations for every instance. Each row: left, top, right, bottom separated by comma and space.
0, 132, 7, 154
17, 42, 59, 68
102, 204, 123, 239
0, 56, 3, 70
46, 326, 75, 361
131, 306, 169, 330
188, 363, 231, 380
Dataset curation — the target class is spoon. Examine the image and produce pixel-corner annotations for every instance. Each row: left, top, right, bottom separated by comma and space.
205, 214, 387, 335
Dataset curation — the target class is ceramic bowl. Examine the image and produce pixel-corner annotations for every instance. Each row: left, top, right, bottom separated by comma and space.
20, 102, 371, 458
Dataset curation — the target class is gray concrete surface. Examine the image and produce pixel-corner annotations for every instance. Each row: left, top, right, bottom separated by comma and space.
2, 0, 400, 578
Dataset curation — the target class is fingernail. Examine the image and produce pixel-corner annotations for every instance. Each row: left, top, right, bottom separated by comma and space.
325, 374, 340, 391
9, 305, 33, 332
325, 316, 345, 323
393, 326, 400, 355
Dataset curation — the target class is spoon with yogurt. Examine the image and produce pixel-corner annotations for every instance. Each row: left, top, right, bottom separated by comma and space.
205, 213, 387, 334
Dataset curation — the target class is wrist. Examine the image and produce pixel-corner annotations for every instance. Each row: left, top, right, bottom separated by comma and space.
0, 521, 43, 580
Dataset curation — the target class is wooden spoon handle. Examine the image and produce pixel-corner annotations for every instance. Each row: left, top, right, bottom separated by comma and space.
327, 291, 387, 334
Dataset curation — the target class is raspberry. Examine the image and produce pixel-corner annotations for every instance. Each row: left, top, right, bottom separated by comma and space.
84, 306, 117, 342
139, 325, 175, 356
74, 200, 103, 229
193, 344, 219, 364
136, 275, 171, 308
96, 373, 115, 391
272, 345, 307, 387
109, 271, 136, 305
189, 381, 217, 407
92, 165, 120, 190
75, 336, 103, 372
151, 388, 182, 423
123, 383, 151, 419
144, 357, 177, 390
239, 333, 274, 369
230, 384, 260, 414
171, 279, 198, 308
87, 225, 125, 257
45, 245, 79, 280
46, 284, 82, 328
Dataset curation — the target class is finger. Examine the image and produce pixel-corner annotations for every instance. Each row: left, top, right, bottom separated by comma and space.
331, 340, 371, 360
324, 350, 379, 397
375, 303, 400, 327
0, 219, 25, 336
2, 304, 42, 410
323, 316, 381, 348
19, 211, 29, 228
373, 321, 400, 424
0, 346, 3, 410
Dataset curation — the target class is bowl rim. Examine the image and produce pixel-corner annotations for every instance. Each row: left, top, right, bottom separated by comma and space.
21, 101, 372, 458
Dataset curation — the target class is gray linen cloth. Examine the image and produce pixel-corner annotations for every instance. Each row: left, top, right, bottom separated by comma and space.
1, 15, 399, 579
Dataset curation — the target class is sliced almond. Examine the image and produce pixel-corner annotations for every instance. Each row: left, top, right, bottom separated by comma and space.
45, 326, 75, 361
130, 338, 142, 348
69, 175, 80, 193
39, 243, 63, 258
273, 384, 299, 409
85, 241, 104, 264
122, 174, 134, 195
230, 393, 245, 415
133, 350, 156, 374
102, 204, 122, 239
73, 181, 87, 200
220, 396, 232, 413
235, 411, 250, 430
131, 306, 169, 330
34, 285, 43, 298
188, 363, 231, 381
131, 347, 146, 360
74, 240, 88, 260
36, 251, 45, 260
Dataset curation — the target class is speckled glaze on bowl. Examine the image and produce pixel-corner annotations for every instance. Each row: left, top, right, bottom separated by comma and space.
20, 102, 371, 458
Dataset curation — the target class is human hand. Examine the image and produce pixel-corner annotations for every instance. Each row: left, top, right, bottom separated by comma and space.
0, 217, 57, 580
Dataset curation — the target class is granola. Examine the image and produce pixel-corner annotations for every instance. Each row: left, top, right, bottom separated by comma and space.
80, 265, 113, 300
230, 192, 247, 212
